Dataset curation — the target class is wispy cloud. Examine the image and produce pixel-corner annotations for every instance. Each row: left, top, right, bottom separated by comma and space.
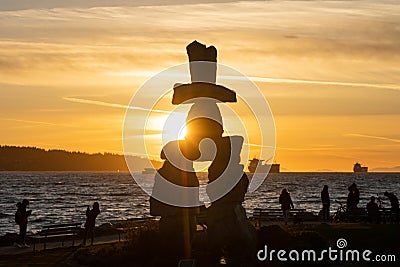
63, 97, 170, 114
0, 0, 240, 11
246, 76, 400, 91
345, 133, 400, 143
0, 117, 76, 127
110, 70, 400, 91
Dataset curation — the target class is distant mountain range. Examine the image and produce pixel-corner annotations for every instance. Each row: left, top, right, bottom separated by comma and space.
371, 166, 400, 172
0, 145, 161, 171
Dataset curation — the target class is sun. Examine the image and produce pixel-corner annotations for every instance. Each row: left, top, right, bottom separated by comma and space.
178, 125, 187, 140
146, 111, 188, 143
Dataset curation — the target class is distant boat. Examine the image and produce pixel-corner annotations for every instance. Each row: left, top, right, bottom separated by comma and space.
353, 162, 368, 173
248, 158, 280, 173
142, 168, 156, 174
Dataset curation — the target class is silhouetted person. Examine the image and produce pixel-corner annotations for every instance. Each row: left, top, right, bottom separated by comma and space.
279, 188, 294, 225
14, 199, 31, 248
83, 202, 100, 245
321, 185, 330, 221
347, 183, 359, 212
376, 195, 383, 208
384, 191, 399, 223
366, 196, 380, 224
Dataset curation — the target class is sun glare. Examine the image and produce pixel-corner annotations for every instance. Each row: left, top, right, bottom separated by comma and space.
146, 111, 188, 144
178, 126, 187, 140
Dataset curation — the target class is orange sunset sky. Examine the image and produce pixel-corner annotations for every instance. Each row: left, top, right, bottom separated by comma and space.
0, 0, 399, 172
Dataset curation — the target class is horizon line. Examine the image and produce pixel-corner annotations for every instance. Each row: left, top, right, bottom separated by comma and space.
1, 144, 399, 172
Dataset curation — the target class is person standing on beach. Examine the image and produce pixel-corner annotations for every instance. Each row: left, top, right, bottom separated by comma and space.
321, 185, 330, 221
384, 191, 399, 223
279, 188, 294, 225
346, 183, 360, 212
367, 196, 380, 224
14, 199, 31, 248
83, 202, 100, 245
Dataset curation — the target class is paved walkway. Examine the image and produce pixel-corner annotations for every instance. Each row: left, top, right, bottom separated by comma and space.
0, 233, 122, 255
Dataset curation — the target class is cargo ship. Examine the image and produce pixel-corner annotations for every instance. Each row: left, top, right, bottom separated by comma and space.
353, 162, 368, 173
248, 158, 280, 173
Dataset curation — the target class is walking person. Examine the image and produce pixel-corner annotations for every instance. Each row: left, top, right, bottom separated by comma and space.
321, 185, 330, 221
14, 199, 32, 248
83, 202, 100, 245
384, 191, 399, 224
366, 196, 380, 224
279, 188, 294, 225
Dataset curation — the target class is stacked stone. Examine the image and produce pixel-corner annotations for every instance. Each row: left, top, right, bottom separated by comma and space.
150, 41, 255, 264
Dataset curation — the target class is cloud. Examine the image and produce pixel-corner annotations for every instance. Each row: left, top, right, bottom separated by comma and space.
345, 133, 400, 143
1, 0, 399, 93
1, 0, 400, 170
247, 76, 400, 91
0, 117, 76, 128
0, 0, 241, 11
1, 1, 400, 79
265, 84, 400, 116
63, 97, 170, 114
0, 40, 184, 75
109, 71, 400, 91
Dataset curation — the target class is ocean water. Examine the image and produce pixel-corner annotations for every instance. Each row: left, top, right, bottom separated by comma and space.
0, 172, 399, 235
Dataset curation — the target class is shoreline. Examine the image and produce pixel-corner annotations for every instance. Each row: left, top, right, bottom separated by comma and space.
0, 218, 157, 247
1, 223, 399, 266
2, 170, 400, 173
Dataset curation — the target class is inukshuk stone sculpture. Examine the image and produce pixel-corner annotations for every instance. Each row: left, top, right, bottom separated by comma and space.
150, 40, 255, 265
